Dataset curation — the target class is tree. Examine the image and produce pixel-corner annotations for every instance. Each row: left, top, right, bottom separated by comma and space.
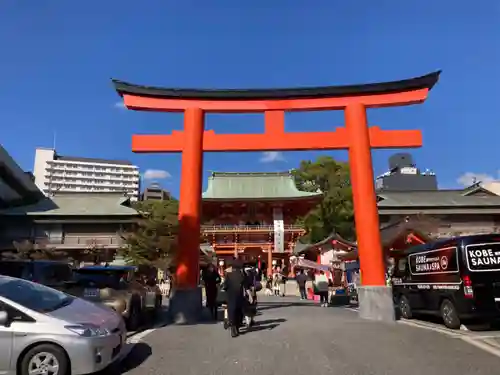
119, 198, 179, 266
292, 156, 354, 243
82, 239, 106, 265
1, 239, 66, 261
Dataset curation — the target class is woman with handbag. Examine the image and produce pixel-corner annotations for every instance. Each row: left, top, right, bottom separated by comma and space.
313, 271, 330, 307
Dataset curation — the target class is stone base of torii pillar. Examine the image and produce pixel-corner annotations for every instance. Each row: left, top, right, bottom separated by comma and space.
357, 286, 396, 323
169, 287, 203, 324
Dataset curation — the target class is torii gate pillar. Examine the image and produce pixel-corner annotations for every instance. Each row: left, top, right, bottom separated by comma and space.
113, 71, 440, 324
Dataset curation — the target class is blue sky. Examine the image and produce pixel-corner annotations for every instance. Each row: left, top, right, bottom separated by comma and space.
1, 1, 499, 197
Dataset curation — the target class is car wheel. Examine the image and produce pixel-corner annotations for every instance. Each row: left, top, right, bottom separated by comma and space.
440, 299, 461, 329
399, 295, 413, 319
20, 344, 68, 375
147, 299, 161, 321
127, 303, 141, 331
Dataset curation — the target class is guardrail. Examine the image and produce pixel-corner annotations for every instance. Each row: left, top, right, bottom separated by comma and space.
201, 224, 304, 231
40, 236, 124, 246
0, 235, 123, 248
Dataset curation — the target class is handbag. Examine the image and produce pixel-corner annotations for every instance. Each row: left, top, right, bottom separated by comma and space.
254, 281, 263, 292
312, 283, 320, 295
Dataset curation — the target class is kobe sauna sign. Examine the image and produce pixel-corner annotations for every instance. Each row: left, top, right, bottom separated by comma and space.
112, 71, 441, 291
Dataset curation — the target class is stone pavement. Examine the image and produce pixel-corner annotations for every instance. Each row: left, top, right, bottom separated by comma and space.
116, 296, 500, 375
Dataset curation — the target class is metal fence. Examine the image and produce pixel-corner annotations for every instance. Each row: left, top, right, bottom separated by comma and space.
0, 235, 123, 248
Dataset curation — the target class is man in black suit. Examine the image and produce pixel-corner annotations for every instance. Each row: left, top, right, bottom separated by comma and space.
222, 258, 252, 337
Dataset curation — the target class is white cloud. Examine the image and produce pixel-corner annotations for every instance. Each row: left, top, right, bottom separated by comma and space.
114, 101, 126, 109
457, 172, 497, 187
143, 169, 171, 180
259, 151, 285, 163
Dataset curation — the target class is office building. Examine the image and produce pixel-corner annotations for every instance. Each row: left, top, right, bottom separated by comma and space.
141, 183, 171, 201
375, 153, 438, 192
33, 148, 140, 200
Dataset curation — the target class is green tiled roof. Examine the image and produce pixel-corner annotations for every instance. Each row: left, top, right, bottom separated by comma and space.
377, 190, 500, 208
0, 194, 139, 216
202, 172, 322, 200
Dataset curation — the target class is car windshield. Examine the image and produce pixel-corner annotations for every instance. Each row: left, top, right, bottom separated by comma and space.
0, 277, 73, 313
73, 269, 130, 288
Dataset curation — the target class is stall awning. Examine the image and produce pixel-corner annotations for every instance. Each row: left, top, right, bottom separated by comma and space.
291, 257, 331, 271
293, 232, 357, 255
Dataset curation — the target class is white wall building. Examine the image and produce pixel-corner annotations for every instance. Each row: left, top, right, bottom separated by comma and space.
33, 148, 140, 201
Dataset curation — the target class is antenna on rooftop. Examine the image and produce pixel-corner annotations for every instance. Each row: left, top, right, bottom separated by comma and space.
52, 131, 57, 150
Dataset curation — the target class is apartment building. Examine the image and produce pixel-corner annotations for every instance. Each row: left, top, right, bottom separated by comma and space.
33, 148, 140, 201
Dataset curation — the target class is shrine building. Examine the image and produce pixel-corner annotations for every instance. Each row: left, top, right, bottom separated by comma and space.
201, 172, 322, 275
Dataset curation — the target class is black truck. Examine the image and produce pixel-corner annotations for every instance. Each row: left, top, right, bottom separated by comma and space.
391, 234, 500, 329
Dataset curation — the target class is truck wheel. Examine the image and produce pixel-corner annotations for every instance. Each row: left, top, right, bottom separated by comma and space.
399, 295, 413, 319
20, 343, 68, 375
440, 299, 461, 329
127, 303, 141, 331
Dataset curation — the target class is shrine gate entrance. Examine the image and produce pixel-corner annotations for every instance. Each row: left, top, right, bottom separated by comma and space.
112, 71, 440, 323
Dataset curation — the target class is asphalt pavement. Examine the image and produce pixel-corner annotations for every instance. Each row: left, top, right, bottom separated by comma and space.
112, 296, 500, 375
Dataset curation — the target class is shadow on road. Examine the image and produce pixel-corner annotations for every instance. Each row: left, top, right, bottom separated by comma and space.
254, 317, 287, 326
257, 301, 317, 311
240, 318, 287, 334
101, 343, 152, 375
119, 343, 152, 373
244, 323, 280, 333
408, 313, 500, 332
126, 309, 171, 338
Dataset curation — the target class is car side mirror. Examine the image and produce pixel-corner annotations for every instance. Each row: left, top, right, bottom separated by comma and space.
0, 311, 8, 326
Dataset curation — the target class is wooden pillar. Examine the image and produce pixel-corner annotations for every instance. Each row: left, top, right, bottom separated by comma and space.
267, 245, 273, 277
316, 250, 322, 275
175, 107, 204, 289
345, 103, 385, 287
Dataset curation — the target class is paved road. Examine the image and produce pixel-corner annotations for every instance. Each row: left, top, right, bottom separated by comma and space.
115, 296, 500, 375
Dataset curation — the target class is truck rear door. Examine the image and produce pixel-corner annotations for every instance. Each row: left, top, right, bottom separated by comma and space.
464, 242, 500, 312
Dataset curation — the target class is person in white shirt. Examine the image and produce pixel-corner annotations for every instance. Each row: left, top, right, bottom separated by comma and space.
314, 271, 330, 307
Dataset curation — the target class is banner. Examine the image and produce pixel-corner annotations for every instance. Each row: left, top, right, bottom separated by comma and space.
273, 207, 285, 253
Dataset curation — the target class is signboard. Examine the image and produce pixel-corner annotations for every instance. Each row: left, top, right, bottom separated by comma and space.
273, 207, 285, 253
408, 247, 459, 275
465, 242, 500, 272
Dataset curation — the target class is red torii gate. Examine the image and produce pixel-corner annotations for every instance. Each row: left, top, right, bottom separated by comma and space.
113, 71, 440, 323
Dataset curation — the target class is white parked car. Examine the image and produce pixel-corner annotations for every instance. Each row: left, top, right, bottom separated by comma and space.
0, 275, 126, 375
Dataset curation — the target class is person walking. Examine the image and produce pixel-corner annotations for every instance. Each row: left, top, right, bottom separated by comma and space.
243, 266, 258, 327
279, 267, 287, 297
314, 271, 330, 307
272, 268, 282, 296
296, 269, 308, 300
222, 259, 251, 337
202, 263, 221, 320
